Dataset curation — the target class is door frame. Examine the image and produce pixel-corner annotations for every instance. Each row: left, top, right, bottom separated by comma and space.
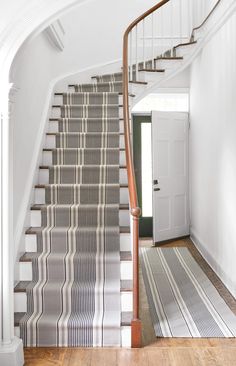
132, 113, 153, 238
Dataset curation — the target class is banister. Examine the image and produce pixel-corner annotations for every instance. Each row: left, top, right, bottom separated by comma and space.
122, 0, 170, 348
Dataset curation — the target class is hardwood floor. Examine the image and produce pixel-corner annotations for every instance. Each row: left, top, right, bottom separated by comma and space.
24, 238, 236, 366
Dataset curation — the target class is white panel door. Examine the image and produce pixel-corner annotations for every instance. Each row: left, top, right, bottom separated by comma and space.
152, 111, 189, 243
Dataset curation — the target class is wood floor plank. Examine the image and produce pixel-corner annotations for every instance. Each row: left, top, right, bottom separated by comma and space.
24, 348, 70, 366
116, 349, 147, 366
90, 349, 117, 366
68, 349, 91, 366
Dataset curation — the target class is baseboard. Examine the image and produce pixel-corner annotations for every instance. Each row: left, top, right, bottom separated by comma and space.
190, 229, 236, 298
0, 337, 24, 366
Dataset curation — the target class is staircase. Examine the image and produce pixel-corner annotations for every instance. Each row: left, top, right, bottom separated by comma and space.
14, 85, 133, 347
13, 0, 213, 349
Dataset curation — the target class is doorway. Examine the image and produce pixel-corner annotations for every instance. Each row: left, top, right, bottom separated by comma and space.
132, 91, 190, 241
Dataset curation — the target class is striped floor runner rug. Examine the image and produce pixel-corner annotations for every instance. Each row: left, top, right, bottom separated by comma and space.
20, 91, 121, 347
141, 247, 236, 337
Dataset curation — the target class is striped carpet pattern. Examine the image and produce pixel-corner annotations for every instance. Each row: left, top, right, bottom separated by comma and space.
141, 247, 236, 338
20, 91, 122, 347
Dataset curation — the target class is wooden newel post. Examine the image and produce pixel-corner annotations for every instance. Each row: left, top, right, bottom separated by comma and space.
131, 207, 142, 348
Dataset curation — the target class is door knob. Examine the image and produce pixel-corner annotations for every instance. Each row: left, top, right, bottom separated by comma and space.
154, 188, 160, 191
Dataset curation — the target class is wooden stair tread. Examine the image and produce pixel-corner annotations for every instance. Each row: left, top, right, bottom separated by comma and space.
55, 92, 135, 97
52, 104, 124, 108
14, 281, 31, 292
174, 40, 197, 49
129, 80, 147, 85
42, 147, 125, 151
31, 203, 129, 210
154, 56, 183, 61
14, 311, 132, 327
120, 280, 133, 292
68, 82, 122, 87
49, 118, 129, 121
46, 132, 125, 136
25, 226, 130, 235
20, 250, 131, 262
15, 280, 132, 293
120, 251, 132, 261
39, 165, 127, 169
35, 184, 128, 188
138, 68, 165, 72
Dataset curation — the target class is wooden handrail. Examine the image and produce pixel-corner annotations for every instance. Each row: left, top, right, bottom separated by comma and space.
192, 0, 221, 33
122, 0, 170, 348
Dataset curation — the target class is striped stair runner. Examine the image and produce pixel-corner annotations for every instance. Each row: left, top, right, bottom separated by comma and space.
20, 89, 123, 347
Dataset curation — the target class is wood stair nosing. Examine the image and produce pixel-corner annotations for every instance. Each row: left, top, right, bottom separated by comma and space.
46, 132, 125, 136
19, 250, 132, 262
55, 92, 135, 97
128, 80, 148, 85
14, 311, 133, 327
42, 147, 126, 152
39, 165, 127, 169
30, 203, 129, 211
138, 68, 165, 73
25, 225, 130, 235
174, 40, 197, 49
35, 183, 128, 189
49, 118, 129, 121
14, 279, 132, 293
52, 104, 124, 108
154, 56, 183, 61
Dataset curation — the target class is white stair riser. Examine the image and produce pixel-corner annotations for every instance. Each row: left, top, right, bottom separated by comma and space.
45, 134, 125, 149
138, 71, 165, 83
48, 120, 124, 133
30, 208, 129, 227
19, 260, 132, 282
14, 326, 131, 347
34, 186, 129, 205
25, 232, 131, 252
42, 150, 126, 166
129, 83, 147, 95
51, 107, 124, 119
14, 291, 132, 314
38, 167, 128, 185
54, 94, 124, 105
121, 326, 131, 347
155, 59, 183, 70
175, 44, 196, 57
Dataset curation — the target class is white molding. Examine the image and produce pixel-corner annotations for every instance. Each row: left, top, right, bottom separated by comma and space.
44, 20, 65, 51
0, 337, 24, 366
191, 229, 236, 298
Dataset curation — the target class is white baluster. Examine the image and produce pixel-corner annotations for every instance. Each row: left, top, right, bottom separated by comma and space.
151, 13, 154, 69
188, 0, 193, 39
160, 7, 164, 56
129, 31, 132, 81
170, 0, 174, 56
179, 0, 183, 44
142, 19, 145, 69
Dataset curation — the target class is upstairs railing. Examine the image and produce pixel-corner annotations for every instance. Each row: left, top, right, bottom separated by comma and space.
123, 0, 221, 348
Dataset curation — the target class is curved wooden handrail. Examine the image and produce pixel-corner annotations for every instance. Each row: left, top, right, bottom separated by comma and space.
122, 0, 170, 348
192, 0, 221, 33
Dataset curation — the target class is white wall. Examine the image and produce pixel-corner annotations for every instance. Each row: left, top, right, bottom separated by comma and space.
189, 10, 236, 297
